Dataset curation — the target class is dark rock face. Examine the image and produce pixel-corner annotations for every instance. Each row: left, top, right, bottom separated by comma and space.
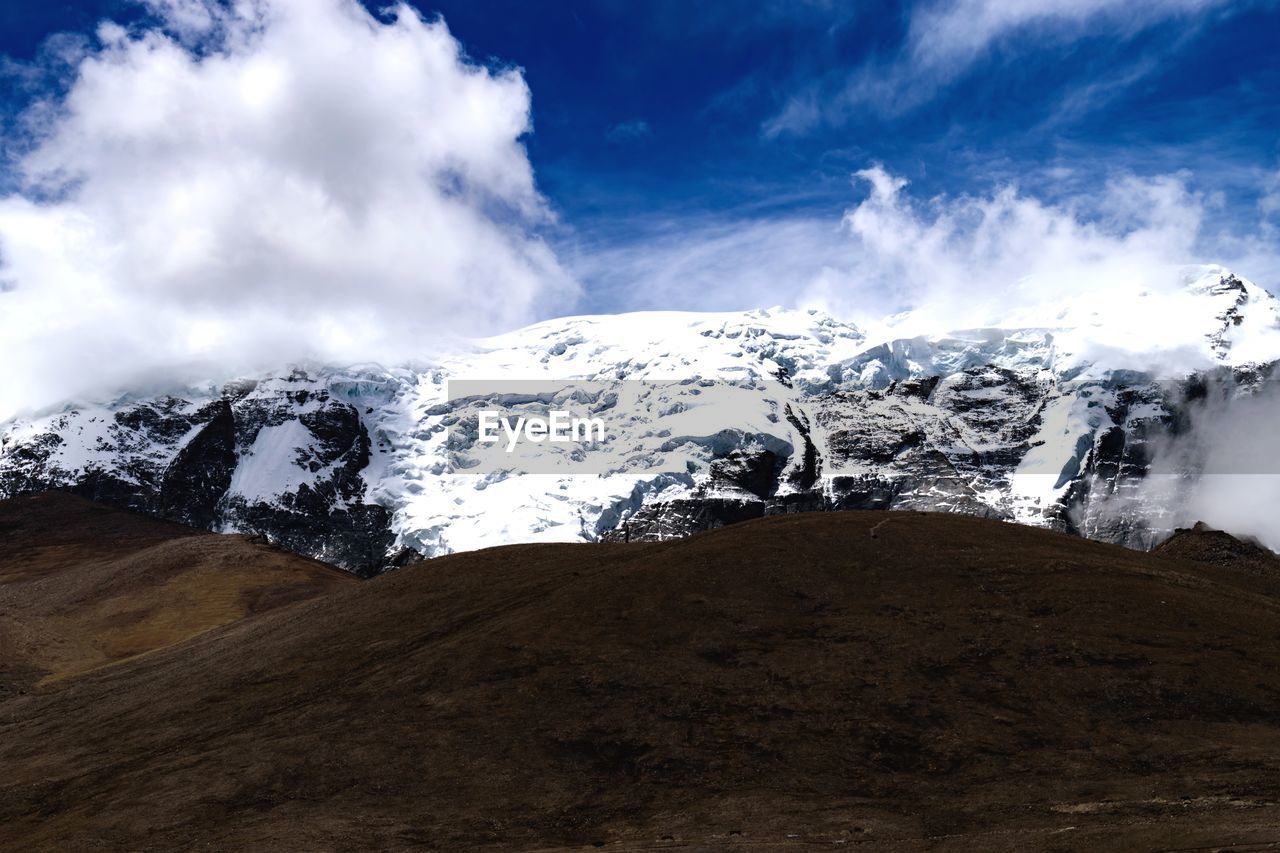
157, 400, 237, 528
605, 497, 768, 542
222, 498, 393, 578
708, 449, 781, 500
217, 393, 395, 576
1062, 382, 1173, 547
0, 375, 396, 575
611, 361, 1278, 549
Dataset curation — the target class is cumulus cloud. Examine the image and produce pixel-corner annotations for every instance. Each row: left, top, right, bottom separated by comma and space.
812, 165, 1211, 331
765, 0, 1238, 135
0, 0, 577, 421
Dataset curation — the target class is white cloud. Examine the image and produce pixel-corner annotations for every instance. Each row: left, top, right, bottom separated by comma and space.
573, 165, 1279, 342
1177, 387, 1280, 551
817, 165, 1211, 330
0, 0, 577, 420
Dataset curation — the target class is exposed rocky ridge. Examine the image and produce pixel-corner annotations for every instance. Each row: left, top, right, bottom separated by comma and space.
2, 267, 1278, 571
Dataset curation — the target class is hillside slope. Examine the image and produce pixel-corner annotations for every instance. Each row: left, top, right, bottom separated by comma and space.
3, 508, 1280, 850
0, 492, 355, 690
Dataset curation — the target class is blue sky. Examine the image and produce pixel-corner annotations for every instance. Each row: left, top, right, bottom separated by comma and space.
414, 0, 1280, 311
0, 0, 1278, 415
414, 1, 1279, 212
3, 2, 1277, 259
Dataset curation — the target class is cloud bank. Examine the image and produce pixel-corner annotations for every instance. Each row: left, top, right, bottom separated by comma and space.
0, 0, 1275, 429
0, 0, 577, 420
1085, 377, 1280, 552
577, 165, 1278, 338
816, 166, 1210, 332
1178, 401, 1280, 553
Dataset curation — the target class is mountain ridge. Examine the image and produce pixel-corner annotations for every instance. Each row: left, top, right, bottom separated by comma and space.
2, 265, 1278, 572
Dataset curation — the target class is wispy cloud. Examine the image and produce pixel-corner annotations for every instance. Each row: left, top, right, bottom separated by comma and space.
570, 213, 862, 314
1262, 167, 1280, 221
605, 119, 653, 143
905, 0, 1227, 68
764, 0, 1241, 136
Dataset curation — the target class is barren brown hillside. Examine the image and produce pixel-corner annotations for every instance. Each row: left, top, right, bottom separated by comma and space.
3, 499, 1280, 850
0, 492, 355, 690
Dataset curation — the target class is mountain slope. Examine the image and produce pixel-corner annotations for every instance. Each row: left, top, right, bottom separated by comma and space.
4, 509, 1280, 850
0, 492, 355, 690
1, 266, 1278, 570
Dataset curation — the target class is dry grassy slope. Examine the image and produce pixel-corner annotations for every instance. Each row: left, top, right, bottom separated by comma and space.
2, 508, 1280, 851
0, 492, 355, 689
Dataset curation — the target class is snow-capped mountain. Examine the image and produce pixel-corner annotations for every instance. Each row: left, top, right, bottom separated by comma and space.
3, 266, 1278, 574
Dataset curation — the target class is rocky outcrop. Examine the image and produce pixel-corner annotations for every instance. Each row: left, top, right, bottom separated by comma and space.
0, 373, 396, 575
